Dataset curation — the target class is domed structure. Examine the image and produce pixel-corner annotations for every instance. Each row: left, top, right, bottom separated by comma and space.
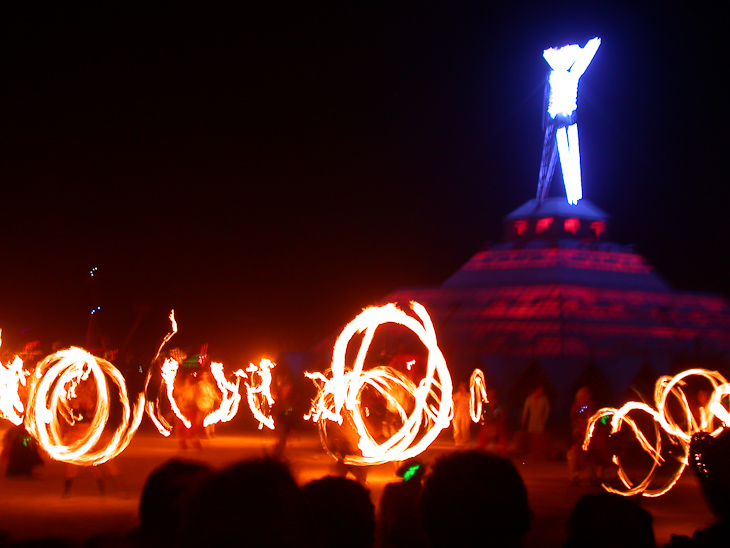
378, 196, 730, 419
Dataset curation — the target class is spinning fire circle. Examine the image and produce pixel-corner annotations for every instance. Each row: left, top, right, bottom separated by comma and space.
24, 347, 144, 466
583, 368, 730, 497
306, 302, 453, 465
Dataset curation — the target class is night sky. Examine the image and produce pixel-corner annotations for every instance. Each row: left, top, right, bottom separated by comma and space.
2, 3, 726, 365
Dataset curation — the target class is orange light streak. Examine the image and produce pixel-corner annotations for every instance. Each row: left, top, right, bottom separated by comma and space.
243, 358, 276, 430
143, 312, 248, 433
583, 368, 730, 497
202, 361, 245, 428
305, 302, 453, 466
24, 347, 144, 466
469, 368, 488, 423
161, 357, 190, 429
1, 330, 29, 426
144, 311, 178, 436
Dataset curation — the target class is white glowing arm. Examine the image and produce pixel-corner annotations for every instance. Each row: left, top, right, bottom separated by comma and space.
569, 38, 601, 79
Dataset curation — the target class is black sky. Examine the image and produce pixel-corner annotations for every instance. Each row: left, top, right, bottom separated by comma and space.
1, 2, 727, 364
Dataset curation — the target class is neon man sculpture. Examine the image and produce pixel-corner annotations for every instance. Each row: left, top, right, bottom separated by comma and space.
536, 37, 601, 205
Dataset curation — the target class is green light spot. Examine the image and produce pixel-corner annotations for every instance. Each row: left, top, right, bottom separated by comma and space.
403, 464, 421, 482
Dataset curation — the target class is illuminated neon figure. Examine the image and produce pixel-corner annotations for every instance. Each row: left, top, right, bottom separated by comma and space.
536, 37, 601, 205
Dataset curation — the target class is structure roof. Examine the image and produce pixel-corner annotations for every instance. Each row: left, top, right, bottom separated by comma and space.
505, 197, 609, 221
378, 198, 730, 365
442, 244, 671, 292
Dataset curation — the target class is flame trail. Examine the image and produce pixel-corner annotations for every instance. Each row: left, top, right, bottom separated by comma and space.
583, 368, 730, 497
305, 302, 453, 465
143, 311, 247, 434
203, 361, 245, 428
24, 347, 144, 466
469, 369, 489, 423
1, 330, 29, 426
144, 311, 178, 436
243, 358, 276, 430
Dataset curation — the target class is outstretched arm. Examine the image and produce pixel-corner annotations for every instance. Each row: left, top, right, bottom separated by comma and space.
569, 37, 601, 79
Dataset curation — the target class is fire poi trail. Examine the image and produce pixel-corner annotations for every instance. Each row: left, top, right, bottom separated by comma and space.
143, 310, 252, 436
305, 301, 453, 466
582, 368, 730, 497
244, 358, 276, 430
469, 368, 488, 423
24, 347, 144, 466
0, 330, 29, 426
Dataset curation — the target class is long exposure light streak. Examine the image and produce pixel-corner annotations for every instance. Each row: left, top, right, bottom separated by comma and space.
24, 347, 144, 466
469, 368, 488, 423
144, 310, 178, 436
243, 358, 276, 430
161, 357, 189, 429
203, 361, 245, 428
582, 368, 730, 497
0, 330, 28, 426
305, 302, 453, 466
143, 311, 248, 434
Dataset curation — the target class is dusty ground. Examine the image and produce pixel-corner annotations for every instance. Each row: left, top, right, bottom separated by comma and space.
0, 426, 715, 547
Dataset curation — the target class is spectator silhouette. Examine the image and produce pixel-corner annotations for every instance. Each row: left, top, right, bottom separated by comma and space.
131, 459, 214, 548
178, 457, 317, 548
420, 450, 531, 548
667, 427, 730, 546
378, 460, 427, 548
564, 492, 655, 548
302, 475, 375, 548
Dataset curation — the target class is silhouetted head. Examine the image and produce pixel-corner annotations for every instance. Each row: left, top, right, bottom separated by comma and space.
302, 475, 375, 548
179, 457, 316, 548
420, 450, 531, 548
575, 387, 592, 403
690, 427, 730, 521
138, 459, 214, 545
564, 492, 655, 548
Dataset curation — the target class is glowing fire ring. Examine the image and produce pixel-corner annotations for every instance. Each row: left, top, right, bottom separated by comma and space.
469, 369, 488, 423
583, 368, 730, 497
24, 347, 144, 466
305, 302, 453, 465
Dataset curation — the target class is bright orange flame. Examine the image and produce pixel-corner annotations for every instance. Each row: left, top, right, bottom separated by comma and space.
202, 361, 245, 428
305, 302, 453, 465
583, 368, 730, 497
24, 347, 144, 466
150, 356, 247, 434
243, 358, 276, 430
469, 368, 488, 423
1, 329, 29, 426
161, 357, 190, 429
144, 311, 178, 436
143, 312, 247, 433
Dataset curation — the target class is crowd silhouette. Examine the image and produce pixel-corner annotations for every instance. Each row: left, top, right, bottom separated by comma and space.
3, 429, 730, 547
